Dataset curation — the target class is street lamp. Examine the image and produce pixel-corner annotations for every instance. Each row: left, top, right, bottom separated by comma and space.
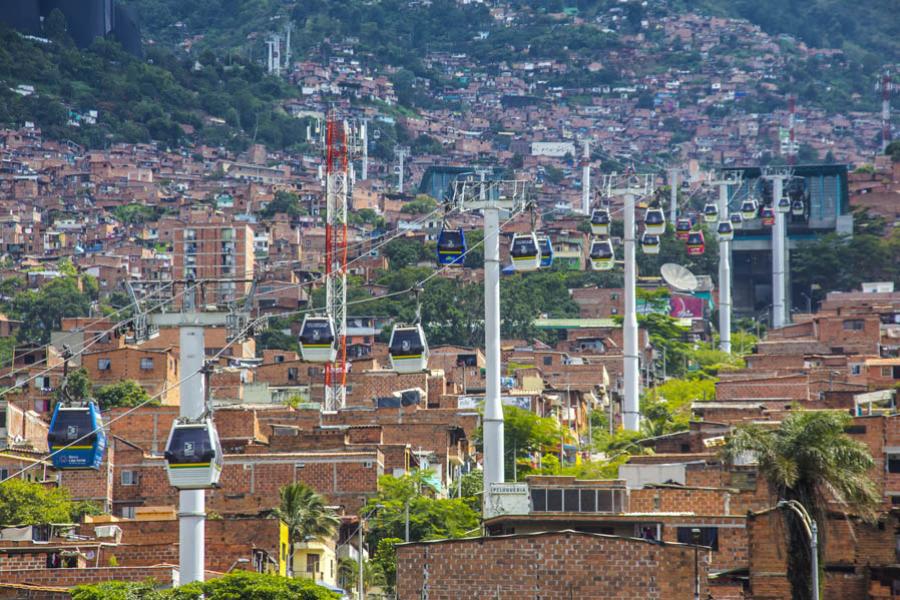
777, 500, 819, 600
691, 528, 701, 600
358, 503, 385, 600
226, 557, 250, 573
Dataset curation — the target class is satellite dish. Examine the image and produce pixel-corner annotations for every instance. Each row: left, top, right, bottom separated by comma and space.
660, 263, 698, 292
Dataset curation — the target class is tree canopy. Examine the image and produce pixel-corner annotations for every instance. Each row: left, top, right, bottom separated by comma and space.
71, 571, 339, 600
0, 479, 87, 525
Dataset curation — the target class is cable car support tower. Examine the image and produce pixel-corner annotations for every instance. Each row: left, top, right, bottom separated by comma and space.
449, 175, 528, 515
602, 172, 653, 432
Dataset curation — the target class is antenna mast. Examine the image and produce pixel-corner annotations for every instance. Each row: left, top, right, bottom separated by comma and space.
324, 115, 349, 411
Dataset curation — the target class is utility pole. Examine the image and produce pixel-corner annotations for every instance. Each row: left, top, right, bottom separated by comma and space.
450, 175, 529, 515
668, 167, 679, 225
763, 167, 792, 329
581, 139, 591, 215
881, 69, 893, 154
708, 170, 741, 353
360, 120, 369, 181
395, 146, 409, 193
603, 172, 653, 431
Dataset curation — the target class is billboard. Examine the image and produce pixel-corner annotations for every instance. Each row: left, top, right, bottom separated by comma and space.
531, 142, 576, 158
669, 294, 705, 319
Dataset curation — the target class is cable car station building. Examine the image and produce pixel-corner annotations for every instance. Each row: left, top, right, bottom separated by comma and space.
724, 164, 852, 318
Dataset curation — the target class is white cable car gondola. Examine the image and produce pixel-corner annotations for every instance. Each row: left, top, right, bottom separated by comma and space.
388, 325, 430, 373
740, 199, 758, 220
589, 238, 615, 270
589, 209, 610, 236
164, 418, 224, 490
717, 220, 734, 241
730, 213, 743, 230
641, 233, 661, 255
776, 195, 791, 214
643, 208, 666, 235
509, 233, 541, 272
703, 202, 719, 223
298, 315, 337, 363
791, 199, 805, 217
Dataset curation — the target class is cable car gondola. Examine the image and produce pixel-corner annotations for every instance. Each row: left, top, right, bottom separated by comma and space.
641, 233, 661, 255
717, 220, 734, 241
388, 325, 430, 373
298, 315, 337, 363
643, 208, 666, 235
686, 231, 705, 256
761, 206, 775, 227
436, 227, 466, 267
589, 209, 610, 236
675, 218, 692, 241
730, 213, 743, 230
589, 238, 615, 270
537, 236, 554, 268
791, 199, 805, 217
703, 202, 718, 223
509, 233, 541, 272
48, 402, 107, 470
776, 195, 791, 214
164, 418, 224, 490
740, 199, 758, 220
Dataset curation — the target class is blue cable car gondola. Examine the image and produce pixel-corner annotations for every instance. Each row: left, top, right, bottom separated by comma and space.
436, 227, 466, 267
48, 402, 107, 470
537, 236, 554, 268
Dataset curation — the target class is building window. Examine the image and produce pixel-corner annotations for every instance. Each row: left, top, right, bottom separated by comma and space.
306, 553, 320, 574
287, 368, 298, 381
543, 356, 553, 366
0, 409, 6, 429
843, 319, 865, 331
850, 364, 862, 375
274, 355, 284, 363
0, 469, 8, 480
121, 471, 139, 486
121, 506, 136, 519
677, 527, 719, 551
888, 455, 900, 474
98, 358, 111, 371
140, 358, 154, 370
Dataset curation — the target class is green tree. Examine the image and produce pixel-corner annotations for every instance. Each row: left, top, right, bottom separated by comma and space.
95, 380, 154, 409
271, 483, 340, 577
365, 471, 480, 548
56, 367, 91, 404
383, 238, 428, 269
72, 571, 338, 600
0, 479, 82, 525
724, 412, 879, 599
12, 276, 92, 344
476, 405, 561, 480
371, 537, 402, 594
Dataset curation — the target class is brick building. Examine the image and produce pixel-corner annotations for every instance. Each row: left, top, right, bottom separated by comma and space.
396, 530, 711, 599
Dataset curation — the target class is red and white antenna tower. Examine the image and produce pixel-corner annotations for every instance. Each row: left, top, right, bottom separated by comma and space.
324, 115, 349, 410
881, 70, 893, 153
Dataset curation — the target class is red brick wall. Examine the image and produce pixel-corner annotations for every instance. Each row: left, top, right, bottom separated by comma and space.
396, 531, 709, 600
0, 565, 177, 588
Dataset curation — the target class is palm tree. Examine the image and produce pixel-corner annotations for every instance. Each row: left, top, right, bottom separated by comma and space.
272, 483, 340, 577
724, 411, 879, 600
